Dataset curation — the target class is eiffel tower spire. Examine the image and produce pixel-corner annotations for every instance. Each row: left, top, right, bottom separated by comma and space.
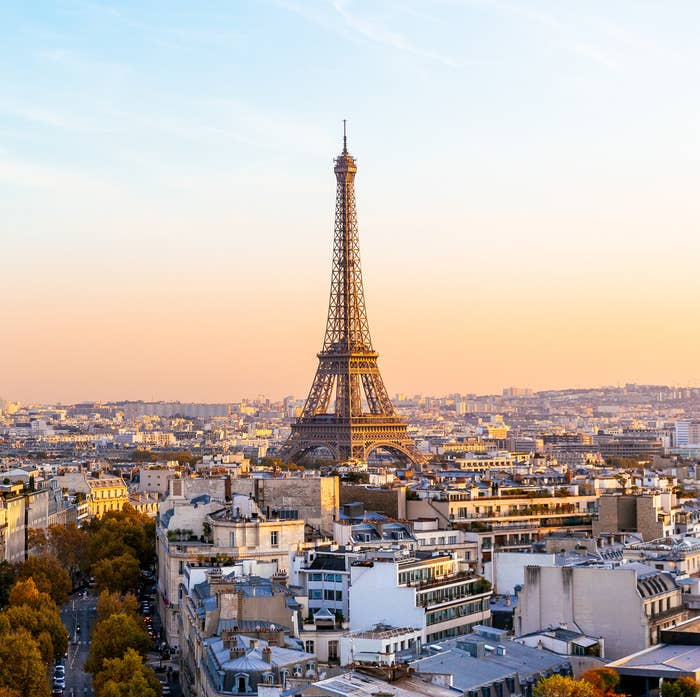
280, 127, 425, 465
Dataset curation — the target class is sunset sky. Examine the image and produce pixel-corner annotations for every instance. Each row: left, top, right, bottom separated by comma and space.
1, 1, 700, 404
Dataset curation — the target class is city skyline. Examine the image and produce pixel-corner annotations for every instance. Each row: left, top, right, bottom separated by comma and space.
2, 1, 700, 403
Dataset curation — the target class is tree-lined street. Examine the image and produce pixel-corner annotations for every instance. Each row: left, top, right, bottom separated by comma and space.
60, 591, 97, 697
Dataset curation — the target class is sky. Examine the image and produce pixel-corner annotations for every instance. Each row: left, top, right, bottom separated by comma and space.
1, 1, 700, 404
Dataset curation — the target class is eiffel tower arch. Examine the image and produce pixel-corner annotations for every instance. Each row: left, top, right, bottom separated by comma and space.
279, 127, 425, 466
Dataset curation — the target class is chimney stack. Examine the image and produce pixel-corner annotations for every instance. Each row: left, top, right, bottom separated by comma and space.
262, 646, 272, 664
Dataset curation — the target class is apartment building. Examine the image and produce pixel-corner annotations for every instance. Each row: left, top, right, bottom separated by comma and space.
349, 549, 492, 643
179, 566, 308, 695
515, 562, 686, 659
408, 489, 597, 567
593, 493, 678, 540
157, 491, 307, 646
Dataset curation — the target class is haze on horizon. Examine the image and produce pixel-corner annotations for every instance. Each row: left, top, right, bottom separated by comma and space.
1, 1, 699, 405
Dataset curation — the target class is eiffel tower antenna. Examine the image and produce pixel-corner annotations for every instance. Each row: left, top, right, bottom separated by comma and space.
279, 129, 425, 465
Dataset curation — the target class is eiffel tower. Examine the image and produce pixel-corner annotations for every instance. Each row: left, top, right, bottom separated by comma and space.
280, 125, 425, 465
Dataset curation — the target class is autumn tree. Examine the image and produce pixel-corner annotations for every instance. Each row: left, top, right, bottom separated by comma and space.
534, 675, 598, 697
15, 554, 71, 606
26, 528, 48, 555
661, 677, 700, 697
85, 613, 152, 674
92, 553, 141, 594
48, 522, 90, 578
0, 628, 50, 697
4, 578, 68, 663
93, 648, 162, 697
581, 668, 622, 696
96, 590, 138, 623
0, 687, 22, 697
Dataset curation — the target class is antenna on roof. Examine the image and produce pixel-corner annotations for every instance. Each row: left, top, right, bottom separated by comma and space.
343, 119, 348, 153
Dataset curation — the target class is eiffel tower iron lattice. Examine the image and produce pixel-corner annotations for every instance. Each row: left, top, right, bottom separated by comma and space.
280, 127, 426, 465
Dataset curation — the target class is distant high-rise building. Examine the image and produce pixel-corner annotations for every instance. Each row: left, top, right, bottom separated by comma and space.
675, 420, 700, 447
502, 387, 533, 398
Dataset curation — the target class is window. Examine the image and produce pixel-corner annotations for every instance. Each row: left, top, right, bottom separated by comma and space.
309, 573, 322, 582
230, 532, 236, 546
335, 574, 343, 582
305, 640, 315, 653
235, 673, 249, 693
309, 590, 322, 599
328, 640, 339, 661
324, 589, 335, 601
270, 530, 279, 547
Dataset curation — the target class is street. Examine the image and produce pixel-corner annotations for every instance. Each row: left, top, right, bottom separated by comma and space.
60, 591, 97, 697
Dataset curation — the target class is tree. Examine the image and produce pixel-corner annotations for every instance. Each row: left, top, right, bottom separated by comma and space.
0, 628, 50, 697
534, 675, 598, 697
92, 553, 141, 594
48, 523, 90, 578
15, 554, 71, 606
93, 648, 162, 697
0, 688, 21, 697
86, 506, 155, 569
26, 528, 47, 555
581, 668, 621, 696
5, 578, 68, 662
661, 678, 700, 697
0, 561, 15, 608
96, 590, 138, 623
85, 613, 152, 674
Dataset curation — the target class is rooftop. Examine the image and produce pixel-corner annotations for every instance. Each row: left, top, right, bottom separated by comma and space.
411, 631, 569, 691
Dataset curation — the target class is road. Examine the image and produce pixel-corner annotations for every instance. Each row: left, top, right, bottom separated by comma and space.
60, 591, 97, 697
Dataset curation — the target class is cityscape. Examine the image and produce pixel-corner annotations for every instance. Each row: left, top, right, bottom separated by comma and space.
3, 3, 700, 697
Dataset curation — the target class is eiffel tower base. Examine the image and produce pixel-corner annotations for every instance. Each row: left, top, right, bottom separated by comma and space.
280, 416, 426, 465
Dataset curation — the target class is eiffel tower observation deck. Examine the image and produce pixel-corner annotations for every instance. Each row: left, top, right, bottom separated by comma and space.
280, 125, 425, 465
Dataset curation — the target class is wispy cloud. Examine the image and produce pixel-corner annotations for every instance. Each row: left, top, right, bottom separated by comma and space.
278, 0, 458, 67
331, 0, 458, 67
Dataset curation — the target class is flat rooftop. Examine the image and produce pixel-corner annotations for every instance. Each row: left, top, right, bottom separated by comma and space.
609, 643, 700, 678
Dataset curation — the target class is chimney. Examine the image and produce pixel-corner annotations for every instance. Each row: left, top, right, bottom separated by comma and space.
222, 631, 238, 649
230, 646, 246, 660
262, 646, 272, 664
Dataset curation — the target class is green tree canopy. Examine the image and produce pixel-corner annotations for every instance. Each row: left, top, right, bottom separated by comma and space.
534, 675, 598, 697
85, 613, 152, 674
93, 648, 162, 697
0, 561, 16, 609
86, 506, 155, 569
92, 553, 141, 594
661, 678, 700, 697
